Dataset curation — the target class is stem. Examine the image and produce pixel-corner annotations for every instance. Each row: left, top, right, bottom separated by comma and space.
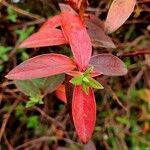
117, 49, 150, 58
65, 75, 74, 121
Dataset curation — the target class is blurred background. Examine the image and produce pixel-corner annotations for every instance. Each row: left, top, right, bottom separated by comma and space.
0, 0, 150, 149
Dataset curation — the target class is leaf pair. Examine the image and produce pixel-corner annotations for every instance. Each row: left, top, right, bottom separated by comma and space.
19, 4, 92, 71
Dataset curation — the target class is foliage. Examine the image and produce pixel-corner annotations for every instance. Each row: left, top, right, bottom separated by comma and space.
2, 0, 150, 149
5, 0, 132, 143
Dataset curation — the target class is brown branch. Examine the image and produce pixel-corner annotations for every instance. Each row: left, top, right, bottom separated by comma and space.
34, 107, 65, 130
0, 0, 43, 19
0, 100, 19, 141
117, 49, 150, 58
65, 75, 74, 121
3, 133, 14, 150
14, 136, 81, 150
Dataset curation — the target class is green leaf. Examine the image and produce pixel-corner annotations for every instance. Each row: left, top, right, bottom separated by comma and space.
0, 45, 12, 62
27, 116, 39, 129
7, 7, 17, 23
82, 76, 90, 83
43, 74, 65, 94
83, 66, 94, 76
88, 77, 104, 89
15, 26, 35, 42
26, 95, 43, 108
82, 83, 89, 94
116, 116, 129, 125
70, 75, 83, 85
14, 80, 41, 97
14, 74, 65, 96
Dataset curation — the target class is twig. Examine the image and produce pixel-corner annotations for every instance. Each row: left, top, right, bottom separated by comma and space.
3, 133, 14, 150
14, 136, 81, 150
0, 100, 19, 141
127, 66, 147, 96
34, 107, 65, 129
117, 49, 150, 58
0, 0, 43, 19
107, 86, 128, 111
126, 66, 147, 117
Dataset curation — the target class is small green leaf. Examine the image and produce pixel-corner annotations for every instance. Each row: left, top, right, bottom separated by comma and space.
7, 7, 17, 23
26, 95, 43, 108
70, 76, 83, 85
88, 77, 104, 89
15, 26, 35, 42
82, 76, 90, 83
83, 66, 94, 76
27, 116, 39, 129
0, 45, 12, 62
82, 83, 89, 94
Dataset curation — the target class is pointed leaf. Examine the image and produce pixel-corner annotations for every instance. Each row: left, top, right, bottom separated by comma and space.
61, 12, 92, 71
39, 15, 61, 31
83, 66, 94, 77
70, 76, 83, 85
72, 86, 96, 143
105, 0, 136, 33
89, 54, 128, 76
19, 29, 67, 48
6, 54, 76, 80
88, 77, 104, 89
82, 83, 89, 94
55, 84, 67, 103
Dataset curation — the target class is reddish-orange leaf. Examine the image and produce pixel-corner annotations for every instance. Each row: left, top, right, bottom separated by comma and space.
6, 54, 76, 80
39, 15, 61, 31
61, 12, 92, 71
72, 85, 96, 143
105, 0, 136, 33
55, 84, 67, 103
19, 29, 67, 48
89, 54, 128, 76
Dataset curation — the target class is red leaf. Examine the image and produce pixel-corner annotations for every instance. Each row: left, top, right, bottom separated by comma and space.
86, 19, 116, 48
72, 85, 96, 143
55, 84, 67, 103
39, 15, 61, 31
61, 12, 92, 71
105, 0, 136, 33
89, 54, 128, 76
6, 54, 76, 80
19, 29, 67, 48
